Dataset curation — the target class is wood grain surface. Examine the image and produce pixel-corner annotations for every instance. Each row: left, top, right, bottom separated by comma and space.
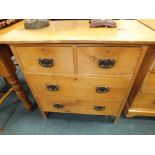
1, 20, 155, 44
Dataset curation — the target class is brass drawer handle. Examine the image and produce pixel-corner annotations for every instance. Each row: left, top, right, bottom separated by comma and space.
39, 58, 54, 67
98, 58, 116, 69
94, 105, 106, 111
53, 103, 64, 109
46, 85, 59, 91
96, 86, 110, 93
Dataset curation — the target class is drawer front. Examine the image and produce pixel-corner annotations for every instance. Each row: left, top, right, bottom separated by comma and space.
15, 46, 74, 74
26, 75, 131, 101
132, 93, 155, 110
77, 47, 141, 76
37, 96, 121, 115
141, 72, 155, 93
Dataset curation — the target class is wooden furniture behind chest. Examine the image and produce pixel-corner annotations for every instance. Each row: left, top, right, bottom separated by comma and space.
0, 45, 32, 111
1, 20, 155, 123
124, 20, 155, 117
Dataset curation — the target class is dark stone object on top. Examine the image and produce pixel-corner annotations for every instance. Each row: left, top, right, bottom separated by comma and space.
24, 19, 49, 29
89, 19, 117, 28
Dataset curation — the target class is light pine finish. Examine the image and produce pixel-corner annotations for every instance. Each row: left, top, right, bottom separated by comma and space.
125, 48, 155, 117
151, 60, 155, 72
0, 45, 32, 111
125, 93, 155, 117
141, 72, 155, 93
138, 19, 155, 31
131, 92, 155, 110
77, 46, 141, 76
15, 46, 74, 74
124, 20, 155, 118
36, 96, 121, 115
26, 74, 131, 101
1, 20, 154, 123
1, 20, 155, 44
11, 43, 146, 123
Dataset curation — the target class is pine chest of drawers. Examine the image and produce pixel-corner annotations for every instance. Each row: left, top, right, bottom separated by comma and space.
1, 20, 155, 123
10, 44, 146, 123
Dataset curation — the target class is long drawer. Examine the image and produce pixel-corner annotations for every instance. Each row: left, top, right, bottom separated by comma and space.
26, 75, 131, 101
77, 46, 141, 76
15, 46, 74, 74
132, 92, 155, 110
36, 96, 121, 115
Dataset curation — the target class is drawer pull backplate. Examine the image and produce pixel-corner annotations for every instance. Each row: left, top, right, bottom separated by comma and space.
96, 86, 110, 93
53, 103, 64, 109
94, 105, 106, 111
98, 58, 116, 69
39, 58, 54, 67
47, 85, 59, 91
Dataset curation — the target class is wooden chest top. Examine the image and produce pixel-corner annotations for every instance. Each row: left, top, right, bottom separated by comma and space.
1, 20, 155, 44
138, 19, 155, 31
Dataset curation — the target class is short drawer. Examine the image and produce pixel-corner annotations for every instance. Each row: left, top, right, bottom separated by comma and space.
15, 46, 74, 74
77, 46, 141, 76
36, 96, 121, 115
141, 72, 155, 93
132, 92, 155, 110
26, 75, 131, 101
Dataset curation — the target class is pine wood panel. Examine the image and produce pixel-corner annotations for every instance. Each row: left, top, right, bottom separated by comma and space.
26, 75, 131, 101
77, 46, 141, 76
15, 46, 74, 74
1, 20, 155, 44
141, 72, 155, 93
138, 19, 155, 31
126, 108, 155, 117
36, 96, 121, 115
132, 92, 155, 111
152, 63, 155, 72
124, 46, 155, 118
151, 62, 155, 73
2, 20, 150, 122
126, 46, 155, 106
